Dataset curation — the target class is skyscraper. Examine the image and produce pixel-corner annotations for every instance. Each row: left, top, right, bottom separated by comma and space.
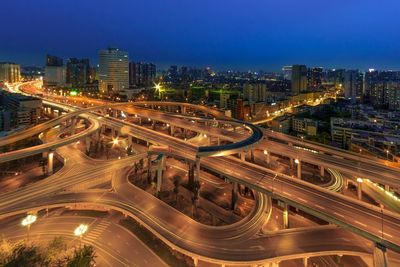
66, 58, 90, 87
98, 47, 129, 95
0, 62, 21, 83
291, 65, 308, 94
344, 70, 363, 103
129, 62, 156, 87
44, 55, 66, 87
307, 67, 323, 90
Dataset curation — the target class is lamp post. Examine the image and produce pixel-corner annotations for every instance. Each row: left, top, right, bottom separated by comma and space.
21, 214, 37, 242
74, 224, 88, 247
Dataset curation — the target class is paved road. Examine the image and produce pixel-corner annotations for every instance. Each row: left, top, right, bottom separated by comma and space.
0, 214, 167, 267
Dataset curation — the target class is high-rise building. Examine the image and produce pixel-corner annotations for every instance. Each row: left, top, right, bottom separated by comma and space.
307, 67, 323, 90
66, 58, 90, 87
282, 66, 292, 80
364, 70, 400, 110
344, 70, 363, 103
0, 62, 21, 83
44, 55, 66, 87
291, 65, 308, 94
98, 47, 129, 95
46, 55, 63, 67
129, 62, 156, 87
243, 83, 267, 104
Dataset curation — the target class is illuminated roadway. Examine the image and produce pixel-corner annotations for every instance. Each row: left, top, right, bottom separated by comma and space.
1, 81, 400, 265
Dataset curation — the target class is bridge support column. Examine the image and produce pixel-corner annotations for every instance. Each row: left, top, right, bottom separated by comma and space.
217, 137, 220, 146
373, 244, 388, 267
192, 257, 198, 267
264, 150, 270, 165
250, 149, 255, 162
194, 156, 200, 182
282, 203, 289, 229
296, 160, 301, 179
303, 257, 308, 267
85, 137, 91, 154
270, 261, 280, 267
151, 121, 156, 130
231, 182, 238, 210
357, 179, 363, 200
240, 152, 246, 161
127, 136, 133, 147
47, 150, 54, 176
147, 155, 152, 181
169, 125, 175, 136
384, 185, 390, 192
156, 155, 166, 196
320, 165, 325, 177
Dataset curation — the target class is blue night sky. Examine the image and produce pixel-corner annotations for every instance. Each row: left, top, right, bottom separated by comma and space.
1, 0, 400, 71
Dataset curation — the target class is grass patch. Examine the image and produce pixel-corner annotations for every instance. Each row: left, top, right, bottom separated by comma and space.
120, 218, 193, 267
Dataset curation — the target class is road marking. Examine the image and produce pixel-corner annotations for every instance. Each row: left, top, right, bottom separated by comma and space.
297, 197, 308, 203
379, 231, 393, 238
354, 220, 367, 227
334, 212, 344, 218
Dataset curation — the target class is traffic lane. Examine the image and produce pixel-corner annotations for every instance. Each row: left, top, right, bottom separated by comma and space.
206, 156, 400, 247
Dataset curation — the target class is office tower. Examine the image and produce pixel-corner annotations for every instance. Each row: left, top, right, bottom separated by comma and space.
66, 58, 90, 87
291, 65, 308, 94
44, 55, 66, 87
282, 66, 292, 80
307, 67, 323, 90
243, 83, 267, 104
0, 62, 21, 83
129, 62, 156, 87
98, 47, 129, 95
344, 70, 363, 103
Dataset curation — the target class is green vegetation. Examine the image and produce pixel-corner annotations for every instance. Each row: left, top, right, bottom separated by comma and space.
120, 218, 193, 267
0, 237, 96, 267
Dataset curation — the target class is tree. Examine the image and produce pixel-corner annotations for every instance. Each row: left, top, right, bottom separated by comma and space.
67, 245, 96, 267
4, 243, 47, 267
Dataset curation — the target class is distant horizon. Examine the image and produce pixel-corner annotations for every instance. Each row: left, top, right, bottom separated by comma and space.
1, 0, 400, 73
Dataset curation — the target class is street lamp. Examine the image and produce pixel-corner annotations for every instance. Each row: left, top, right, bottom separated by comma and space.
74, 224, 88, 246
21, 214, 37, 242
294, 158, 300, 164
385, 150, 389, 160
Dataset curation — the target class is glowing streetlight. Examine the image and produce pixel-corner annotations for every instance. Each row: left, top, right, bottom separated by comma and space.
22, 214, 37, 241
263, 150, 268, 155
112, 138, 119, 145
357, 177, 363, 183
294, 159, 300, 164
74, 224, 88, 246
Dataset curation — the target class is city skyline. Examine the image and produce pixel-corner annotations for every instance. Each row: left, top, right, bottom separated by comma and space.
1, 0, 400, 71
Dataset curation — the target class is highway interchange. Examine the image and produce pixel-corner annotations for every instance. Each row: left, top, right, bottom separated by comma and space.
0, 81, 399, 266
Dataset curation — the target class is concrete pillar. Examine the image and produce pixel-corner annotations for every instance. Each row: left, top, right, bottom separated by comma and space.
320, 165, 325, 177
85, 137, 91, 153
250, 149, 255, 162
283, 203, 289, 229
290, 157, 294, 168
303, 257, 309, 267
182, 106, 186, 114
147, 155, 152, 180
47, 151, 54, 175
384, 185, 390, 192
195, 156, 201, 182
217, 137, 221, 146
266, 151, 270, 165
193, 257, 198, 267
357, 180, 363, 200
232, 182, 238, 210
170, 125, 175, 136
128, 136, 133, 147
151, 121, 156, 130
240, 152, 246, 161
156, 155, 165, 195
373, 244, 388, 267
296, 160, 302, 179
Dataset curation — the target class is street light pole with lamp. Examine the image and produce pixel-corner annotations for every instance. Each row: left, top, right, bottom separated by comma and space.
21, 214, 37, 242
74, 224, 88, 247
